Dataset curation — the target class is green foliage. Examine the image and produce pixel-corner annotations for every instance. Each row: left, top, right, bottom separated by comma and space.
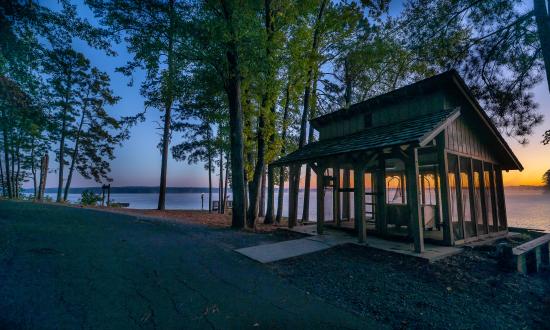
79, 189, 102, 206
43, 47, 125, 201
400, 0, 544, 143
0, 0, 116, 199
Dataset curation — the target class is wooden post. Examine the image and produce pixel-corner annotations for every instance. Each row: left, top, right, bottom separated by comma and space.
342, 169, 350, 220
406, 147, 424, 253
375, 155, 386, 235
436, 133, 453, 245
316, 166, 326, 234
479, 161, 489, 234
333, 167, 341, 226
434, 166, 442, 230
288, 166, 297, 228
400, 173, 406, 204
354, 166, 366, 243
456, 156, 465, 240
495, 168, 508, 230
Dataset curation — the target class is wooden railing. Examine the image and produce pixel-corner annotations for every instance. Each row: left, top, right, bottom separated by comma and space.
513, 233, 550, 274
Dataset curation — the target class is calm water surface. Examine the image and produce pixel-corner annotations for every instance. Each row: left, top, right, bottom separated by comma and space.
47, 187, 549, 232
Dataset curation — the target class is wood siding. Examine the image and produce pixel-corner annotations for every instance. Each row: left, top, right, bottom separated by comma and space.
318, 91, 448, 140
445, 116, 497, 163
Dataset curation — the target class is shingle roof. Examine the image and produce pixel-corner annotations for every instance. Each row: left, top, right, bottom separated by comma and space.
308, 69, 522, 171
272, 108, 460, 166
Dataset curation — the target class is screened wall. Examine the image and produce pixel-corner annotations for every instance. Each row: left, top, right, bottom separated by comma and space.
447, 153, 507, 242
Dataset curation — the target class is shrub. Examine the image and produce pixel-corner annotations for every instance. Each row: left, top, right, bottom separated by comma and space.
79, 190, 102, 206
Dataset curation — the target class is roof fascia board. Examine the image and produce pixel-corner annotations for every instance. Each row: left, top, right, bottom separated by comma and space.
419, 108, 461, 147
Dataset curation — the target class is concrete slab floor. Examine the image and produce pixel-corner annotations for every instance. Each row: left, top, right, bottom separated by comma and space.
284, 224, 463, 263
235, 238, 334, 263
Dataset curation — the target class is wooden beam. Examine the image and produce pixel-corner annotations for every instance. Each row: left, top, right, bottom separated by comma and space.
433, 163, 442, 230
479, 161, 489, 234
406, 147, 424, 253
469, 158, 478, 237
436, 133, 453, 245
354, 166, 366, 243
309, 162, 320, 175
342, 169, 351, 220
495, 168, 508, 230
375, 156, 386, 235
317, 166, 326, 235
333, 167, 341, 227
456, 156, 465, 240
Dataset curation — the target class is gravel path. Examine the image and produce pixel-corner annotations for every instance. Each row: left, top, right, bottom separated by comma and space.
0, 200, 382, 329
270, 243, 550, 330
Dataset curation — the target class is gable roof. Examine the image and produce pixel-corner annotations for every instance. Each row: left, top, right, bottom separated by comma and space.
272, 107, 460, 166
274, 70, 523, 170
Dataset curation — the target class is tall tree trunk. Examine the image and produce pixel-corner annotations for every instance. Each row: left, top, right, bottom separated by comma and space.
64, 109, 86, 201
57, 101, 69, 202
276, 82, 291, 223
223, 155, 229, 214
14, 142, 21, 197
247, 0, 276, 228
158, 104, 172, 210
2, 127, 11, 198
264, 164, 275, 223
301, 73, 319, 222
158, 0, 175, 211
38, 155, 49, 201
344, 56, 353, 107
11, 140, 16, 196
207, 127, 213, 213
31, 140, 37, 198
289, 0, 327, 226
259, 168, 266, 217
534, 0, 550, 93
226, 69, 246, 227
0, 150, 4, 197
342, 57, 352, 220
219, 147, 223, 213
221, 2, 246, 229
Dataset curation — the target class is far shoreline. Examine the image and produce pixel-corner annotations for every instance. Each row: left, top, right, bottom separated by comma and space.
24, 184, 548, 195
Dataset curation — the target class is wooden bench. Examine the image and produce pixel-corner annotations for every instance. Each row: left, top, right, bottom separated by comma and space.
512, 234, 550, 274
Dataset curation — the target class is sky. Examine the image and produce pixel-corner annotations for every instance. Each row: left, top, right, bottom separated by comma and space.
38, 0, 550, 189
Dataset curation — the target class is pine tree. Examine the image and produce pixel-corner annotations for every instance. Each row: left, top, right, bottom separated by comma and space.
87, 0, 190, 210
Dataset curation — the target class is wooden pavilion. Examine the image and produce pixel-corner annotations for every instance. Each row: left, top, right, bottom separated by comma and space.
271, 70, 522, 253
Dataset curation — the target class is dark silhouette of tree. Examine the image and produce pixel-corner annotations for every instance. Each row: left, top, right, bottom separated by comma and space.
401, 0, 546, 143
543, 169, 550, 191
64, 68, 125, 200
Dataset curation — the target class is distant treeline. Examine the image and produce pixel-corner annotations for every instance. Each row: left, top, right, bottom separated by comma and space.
24, 187, 223, 194
23, 186, 308, 194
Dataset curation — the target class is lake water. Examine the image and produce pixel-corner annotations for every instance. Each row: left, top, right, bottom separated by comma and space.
46, 187, 550, 232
